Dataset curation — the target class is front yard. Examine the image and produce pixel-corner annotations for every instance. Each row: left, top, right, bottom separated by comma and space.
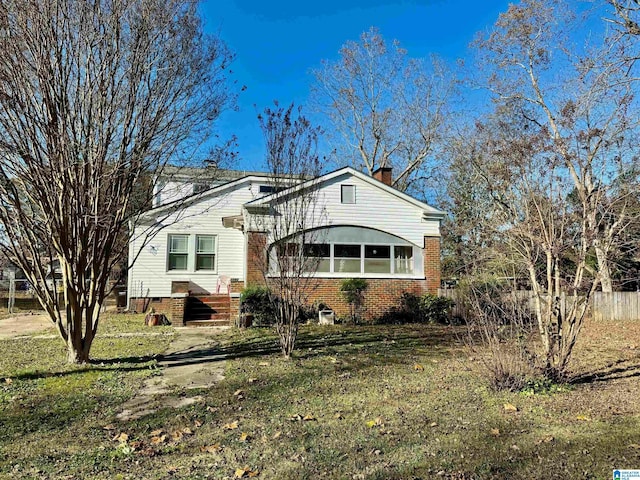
0, 315, 639, 479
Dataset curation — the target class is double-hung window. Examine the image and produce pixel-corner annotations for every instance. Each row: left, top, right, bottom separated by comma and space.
334, 244, 361, 273
167, 234, 216, 272
196, 235, 216, 271
168, 234, 189, 271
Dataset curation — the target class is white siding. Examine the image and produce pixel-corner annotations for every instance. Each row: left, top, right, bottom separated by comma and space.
253, 173, 439, 247
129, 180, 260, 298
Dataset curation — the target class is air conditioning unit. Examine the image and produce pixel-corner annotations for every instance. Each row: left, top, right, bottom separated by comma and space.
318, 309, 335, 325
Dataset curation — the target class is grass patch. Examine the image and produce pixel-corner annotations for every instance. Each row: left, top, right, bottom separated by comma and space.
1, 318, 640, 479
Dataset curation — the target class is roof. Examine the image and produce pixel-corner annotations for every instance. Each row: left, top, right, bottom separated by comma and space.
245, 166, 446, 219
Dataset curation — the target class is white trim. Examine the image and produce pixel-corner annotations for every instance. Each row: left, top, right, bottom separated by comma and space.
166, 233, 218, 274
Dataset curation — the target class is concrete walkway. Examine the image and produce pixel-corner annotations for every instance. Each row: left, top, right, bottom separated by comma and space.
117, 326, 229, 421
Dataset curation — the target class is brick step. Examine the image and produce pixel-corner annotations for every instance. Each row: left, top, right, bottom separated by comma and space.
185, 318, 230, 327
191, 295, 230, 303
188, 301, 230, 309
188, 305, 229, 313
188, 312, 230, 320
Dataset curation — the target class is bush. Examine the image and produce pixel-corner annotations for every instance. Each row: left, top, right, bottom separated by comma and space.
240, 285, 276, 326
376, 292, 454, 324
340, 278, 368, 323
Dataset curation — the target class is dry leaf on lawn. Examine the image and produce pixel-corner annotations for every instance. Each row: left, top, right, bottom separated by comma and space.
414, 364, 424, 371
112, 432, 129, 443
150, 429, 163, 437
576, 414, 590, 421
223, 421, 239, 430
289, 414, 302, 422
302, 414, 316, 421
102, 424, 116, 431
151, 435, 167, 444
490, 428, 500, 437
272, 431, 282, 439
194, 420, 203, 428
503, 403, 518, 412
201, 443, 222, 453
366, 417, 383, 428
239, 432, 250, 442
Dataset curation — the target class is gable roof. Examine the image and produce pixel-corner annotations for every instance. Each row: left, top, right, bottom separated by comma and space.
244, 166, 446, 219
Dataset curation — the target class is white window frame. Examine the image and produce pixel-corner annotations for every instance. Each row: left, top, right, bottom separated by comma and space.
166, 233, 218, 274
341, 185, 356, 204
167, 234, 189, 271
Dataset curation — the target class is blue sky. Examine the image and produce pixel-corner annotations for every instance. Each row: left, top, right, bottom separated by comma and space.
200, 0, 512, 171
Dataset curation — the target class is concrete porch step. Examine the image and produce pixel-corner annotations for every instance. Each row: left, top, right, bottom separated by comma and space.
185, 318, 230, 327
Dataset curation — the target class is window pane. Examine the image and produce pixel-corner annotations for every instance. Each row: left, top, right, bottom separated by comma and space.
317, 259, 331, 272
304, 243, 330, 257
196, 254, 215, 270
169, 253, 188, 270
341, 185, 355, 204
169, 234, 188, 253
197, 235, 215, 253
365, 245, 390, 259
334, 244, 360, 258
364, 259, 391, 273
334, 258, 361, 273
394, 245, 414, 274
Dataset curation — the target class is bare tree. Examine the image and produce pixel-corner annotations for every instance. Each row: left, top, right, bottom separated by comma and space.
475, 0, 640, 294
250, 103, 325, 358
311, 26, 454, 193
0, 0, 236, 363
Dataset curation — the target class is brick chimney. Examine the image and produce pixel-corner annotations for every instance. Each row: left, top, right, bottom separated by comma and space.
372, 166, 392, 186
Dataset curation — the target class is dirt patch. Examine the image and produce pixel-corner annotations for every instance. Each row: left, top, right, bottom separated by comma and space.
0, 313, 53, 339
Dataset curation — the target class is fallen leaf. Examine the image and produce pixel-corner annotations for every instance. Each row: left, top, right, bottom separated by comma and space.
511, 444, 520, 451
167, 465, 178, 474
194, 420, 203, 428
201, 443, 222, 453
206, 406, 217, 413
503, 403, 518, 412
302, 414, 316, 421
234, 466, 259, 478
629, 444, 640, 450
258, 362, 270, 366
576, 414, 590, 421
150, 429, 163, 437
112, 432, 129, 443
414, 364, 424, 371
151, 435, 167, 444
535, 435, 555, 445
172, 430, 183, 441
490, 428, 500, 437
130, 440, 143, 450
239, 432, 251, 442
102, 424, 116, 431
366, 417, 383, 428
182, 427, 193, 435
429, 422, 438, 428
289, 414, 302, 422
248, 378, 258, 383
369, 448, 382, 455
334, 413, 344, 420
272, 431, 282, 439
234, 389, 244, 396
223, 421, 239, 430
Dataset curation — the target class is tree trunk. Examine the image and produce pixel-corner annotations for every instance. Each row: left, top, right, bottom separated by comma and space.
595, 244, 613, 293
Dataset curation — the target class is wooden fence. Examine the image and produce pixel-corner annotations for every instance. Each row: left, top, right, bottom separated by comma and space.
438, 289, 640, 322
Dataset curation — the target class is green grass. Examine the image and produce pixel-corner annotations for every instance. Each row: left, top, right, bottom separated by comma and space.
1, 318, 640, 479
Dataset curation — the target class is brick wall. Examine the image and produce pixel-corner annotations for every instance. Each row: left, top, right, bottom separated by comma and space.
424, 235, 441, 294
246, 231, 267, 285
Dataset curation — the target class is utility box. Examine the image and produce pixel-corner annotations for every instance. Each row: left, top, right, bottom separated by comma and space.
318, 309, 335, 325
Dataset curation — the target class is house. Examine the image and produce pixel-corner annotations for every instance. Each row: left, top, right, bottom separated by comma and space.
127, 166, 445, 325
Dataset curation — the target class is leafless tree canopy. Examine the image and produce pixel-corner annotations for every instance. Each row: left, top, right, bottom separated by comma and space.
0, 0, 235, 362
447, 0, 640, 379
252, 103, 325, 358
312, 27, 454, 193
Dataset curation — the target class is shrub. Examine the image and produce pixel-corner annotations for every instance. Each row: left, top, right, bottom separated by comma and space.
340, 278, 368, 323
376, 292, 454, 324
240, 285, 276, 326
